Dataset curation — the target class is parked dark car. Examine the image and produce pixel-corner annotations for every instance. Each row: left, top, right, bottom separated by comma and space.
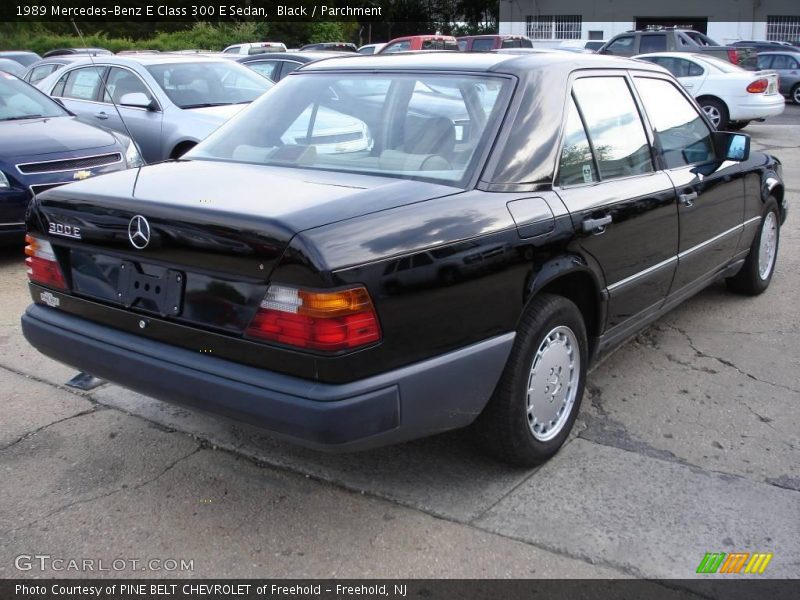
42, 48, 112, 58
236, 51, 353, 82
0, 51, 41, 67
0, 73, 138, 244
21, 53, 786, 466
599, 28, 758, 69
757, 51, 800, 103
299, 42, 357, 52
457, 35, 533, 52
734, 40, 800, 53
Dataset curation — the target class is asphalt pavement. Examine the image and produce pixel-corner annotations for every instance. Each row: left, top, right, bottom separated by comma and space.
1, 104, 798, 583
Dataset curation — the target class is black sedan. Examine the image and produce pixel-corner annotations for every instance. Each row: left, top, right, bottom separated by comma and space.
235, 51, 355, 82
0, 73, 139, 243
21, 53, 786, 466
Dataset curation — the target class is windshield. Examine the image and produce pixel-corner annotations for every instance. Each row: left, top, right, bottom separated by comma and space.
187, 73, 509, 186
146, 61, 272, 108
0, 73, 68, 121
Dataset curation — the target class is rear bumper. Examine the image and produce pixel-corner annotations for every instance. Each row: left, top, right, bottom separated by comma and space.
729, 96, 786, 121
21, 303, 514, 451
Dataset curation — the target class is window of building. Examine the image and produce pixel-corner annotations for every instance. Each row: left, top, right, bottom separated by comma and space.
526, 15, 582, 39
767, 15, 800, 43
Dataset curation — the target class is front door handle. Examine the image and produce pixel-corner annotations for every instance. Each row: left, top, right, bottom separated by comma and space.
582, 215, 612, 234
679, 192, 698, 207
94, 111, 108, 120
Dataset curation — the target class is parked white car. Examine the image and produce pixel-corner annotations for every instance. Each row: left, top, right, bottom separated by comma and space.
634, 52, 785, 130
222, 42, 287, 55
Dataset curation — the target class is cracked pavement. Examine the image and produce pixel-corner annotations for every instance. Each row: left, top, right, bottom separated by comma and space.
1, 105, 798, 583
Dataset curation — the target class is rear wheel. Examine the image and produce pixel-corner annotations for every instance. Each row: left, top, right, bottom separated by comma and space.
473, 294, 587, 467
792, 84, 800, 105
726, 198, 780, 295
700, 98, 729, 130
728, 120, 750, 131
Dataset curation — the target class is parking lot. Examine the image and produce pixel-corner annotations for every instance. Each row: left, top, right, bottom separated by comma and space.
1, 104, 798, 581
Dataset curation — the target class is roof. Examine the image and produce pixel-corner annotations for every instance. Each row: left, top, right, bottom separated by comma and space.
66, 54, 233, 67
301, 51, 657, 75
237, 51, 355, 63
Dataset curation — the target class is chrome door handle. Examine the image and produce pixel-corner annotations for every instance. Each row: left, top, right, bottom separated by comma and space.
95, 112, 108, 120
679, 192, 698, 207
582, 215, 612, 234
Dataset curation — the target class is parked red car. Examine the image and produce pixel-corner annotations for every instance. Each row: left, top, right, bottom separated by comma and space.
457, 35, 533, 52
379, 35, 459, 53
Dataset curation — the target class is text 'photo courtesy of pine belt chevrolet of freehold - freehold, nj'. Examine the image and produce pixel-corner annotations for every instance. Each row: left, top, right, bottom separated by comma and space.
0, 0, 798, 599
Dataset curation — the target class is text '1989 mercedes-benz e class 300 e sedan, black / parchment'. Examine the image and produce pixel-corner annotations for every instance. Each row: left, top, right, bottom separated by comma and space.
22, 53, 786, 466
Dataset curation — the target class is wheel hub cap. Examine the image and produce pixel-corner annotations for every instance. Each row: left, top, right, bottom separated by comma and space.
527, 326, 580, 441
758, 212, 778, 280
703, 105, 721, 127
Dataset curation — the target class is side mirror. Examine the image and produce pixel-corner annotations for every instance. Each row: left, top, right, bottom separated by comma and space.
712, 131, 750, 162
119, 92, 156, 111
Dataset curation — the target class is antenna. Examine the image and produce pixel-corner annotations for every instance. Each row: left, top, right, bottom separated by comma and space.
69, 19, 146, 164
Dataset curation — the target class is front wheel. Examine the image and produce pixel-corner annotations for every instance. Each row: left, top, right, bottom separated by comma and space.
726, 198, 780, 295
792, 84, 800, 105
473, 294, 588, 467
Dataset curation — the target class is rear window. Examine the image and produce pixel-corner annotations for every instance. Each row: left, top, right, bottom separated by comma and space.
472, 39, 497, 52
188, 73, 510, 186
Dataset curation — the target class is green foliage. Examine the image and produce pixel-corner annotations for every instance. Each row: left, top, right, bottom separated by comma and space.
0, 22, 270, 54
307, 22, 358, 44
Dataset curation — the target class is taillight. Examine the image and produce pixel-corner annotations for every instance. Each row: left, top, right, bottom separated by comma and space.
246, 284, 381, 352
727, 49, 739, 64
746, 78, 768, 94
25, 234, 67, 290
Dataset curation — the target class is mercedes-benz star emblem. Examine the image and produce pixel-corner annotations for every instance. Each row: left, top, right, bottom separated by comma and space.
128, 215, 151, 250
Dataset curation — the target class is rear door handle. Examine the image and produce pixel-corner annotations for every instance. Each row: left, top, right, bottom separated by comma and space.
94, 112, 108, 120
582, 215, 612, 234
679, 192, 698, 207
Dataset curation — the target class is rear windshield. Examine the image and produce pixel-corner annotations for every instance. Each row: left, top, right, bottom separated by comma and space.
187, 73, 510, 186
146, 61, 272, 108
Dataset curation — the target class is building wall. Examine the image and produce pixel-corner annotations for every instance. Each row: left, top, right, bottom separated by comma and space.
498, 0, 786, 41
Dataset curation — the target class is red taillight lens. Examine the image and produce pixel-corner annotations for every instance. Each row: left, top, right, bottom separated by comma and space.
25, 234, 67, 290
746, 78, 768, 94
727, 49, 739, 64
246, 285, 381, 352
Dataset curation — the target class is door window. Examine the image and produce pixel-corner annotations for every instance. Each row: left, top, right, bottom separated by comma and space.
572, 77, 654, 180
639, 34, 666, 53
27, 64, 57, 84
757, 55, 773, 69
604, 35, 635, 54
383, 41, 411, 53
248, 61, 280, 81
60, 67, 105, 100
771, 54, 800, 69
557, 97, 597, 186
472, 38, 496, 51
634, 77, 715, 169
103, 67, 152, 104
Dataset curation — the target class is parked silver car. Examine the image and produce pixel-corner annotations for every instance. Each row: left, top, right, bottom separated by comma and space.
757, 51, 800, 103
36, 55, 273, 163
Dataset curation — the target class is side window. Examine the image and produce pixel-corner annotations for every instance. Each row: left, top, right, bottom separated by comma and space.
103, 68, 152, 104
383, 41, 410, 53
572, 77, 654, 180
412, 253, 434, 268
472, 38, 496, 51
557, 97, 597, 186
605, 35, 635, 54
634, 77, 715, 169
279, 61, 302, 78
248, 61, 279, 81
223, 46, 240, 54
639, 34, 666, 53
757, 55, 773, 69
28, 64, 56, 84
771, 55, 795, 69
62, 67, 104, 101
686, 60, 704, 77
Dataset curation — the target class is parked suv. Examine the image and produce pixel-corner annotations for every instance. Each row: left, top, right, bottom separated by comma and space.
22, 53, 786, 466
599, 28, 757, 69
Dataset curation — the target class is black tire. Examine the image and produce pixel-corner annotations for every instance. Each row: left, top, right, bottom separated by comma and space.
699, 98, 729, 130
473, 294, 588, 467
728, 120, 750, 131
792, 84, 800, 105
726, 198, 780, 295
